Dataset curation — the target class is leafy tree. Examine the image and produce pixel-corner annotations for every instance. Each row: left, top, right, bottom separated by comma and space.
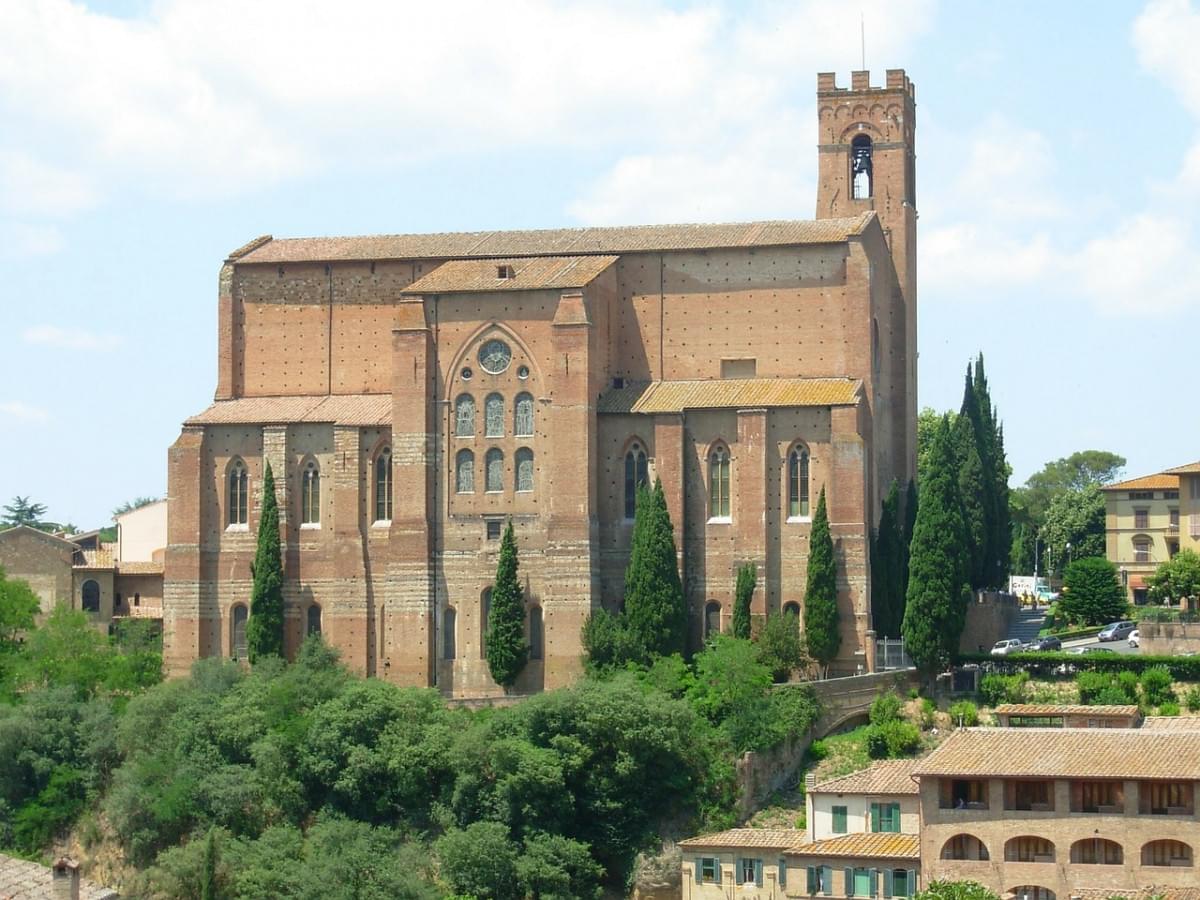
1023, 450, 1126, 517
730, 563, 756, 640
1, 496, 48, 529
870, 481, 904, 638
112, 496, 160, 518
200, 828, 220, 900
1147, 549, 1200, 604
437, 821, 520, 900
914, 881, 1001, 900
580, 609, 642, 671
687, 635, 773, 751
1059, 557, 1127, 626
0, 566, 39, 649
916, 408, 954, 486
624, 480, 686, 659
516, 832, 604, 900
245, 462, 284, 663
803, 488, 840, 672
1039, 484, 1106, 574
755, 612, 806, 683
486, 520, 528, 688
902, 415, 970, 677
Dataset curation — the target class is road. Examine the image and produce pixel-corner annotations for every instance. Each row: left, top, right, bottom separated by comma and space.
1060, 634, 1141, 656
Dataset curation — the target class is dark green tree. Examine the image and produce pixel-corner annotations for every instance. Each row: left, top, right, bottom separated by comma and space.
870, 481, 904, 638
112, 496, 160, 518
1147, 549, 1200, 604
1038, 484, 1106, 573
803, 488, 840, 672
200, 828, 219, 900
954, 410, 989, 591
973, 356, 1012, 588
486, 519, 528, 688
902, 478, 917, 600
1059, 557, 1127, 626
755, 612, 807, 682
730, 563, 756, 640
902, 415, 970, 677
0, 565, 40, 650
245, 461, 284, 663
624, 480, 686, 658
2, 496, 48, 529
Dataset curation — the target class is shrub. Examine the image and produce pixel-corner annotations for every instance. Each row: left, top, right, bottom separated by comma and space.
948, 700, 978, 727
907, 687, 920, 700
866, 720, 921, 759
1077, 670, 1137, 705
1140, 666, 1174, 707
979, 672, 1028, 706
957, 650, 1200, 680
1185, 686, 1200, 712
1158, 700, 1181, 717
869, 692, 903, 725
581, 610, 643, 671
755, 612, 807, 683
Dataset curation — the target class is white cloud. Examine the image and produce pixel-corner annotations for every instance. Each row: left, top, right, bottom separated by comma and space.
1134, 0, 1200, 118
0, 150, 98, 216
921, 223, 1056, 292
0, 222, 63, 257
22, 324, 124, 351
1072, 213, 1200, 314
0, 401, 49, 424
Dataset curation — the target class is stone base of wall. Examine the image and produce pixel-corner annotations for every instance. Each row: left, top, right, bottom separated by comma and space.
958, 591, 1019, 655
1138, 620, 1200, 655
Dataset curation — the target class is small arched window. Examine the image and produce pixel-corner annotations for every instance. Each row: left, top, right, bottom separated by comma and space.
941, 834, 989, 861
1070, 838, 1122, 865
529, 606, 543, 660
789, 446, 810, 518
709, 445, 731, 519
851, 133, 873, 199
1005, 836, 1055, 863
1007, 889, 1055, 900
485, 448, 504, 493
624, 442, 649, 519
783, 601, 801, 619
231, 604, 248, 661
306, 604, 322, 636
480, 588, 492, 658
704, 601, 721, 639
374, 446, 392, 522
301, 459, 321, 525
81, 579, 100, 613
456, 449, 475, 493
455, 394, 476, 437
515, 448, 534, 493
515, 392, 534, 437
443, 607, 457, 660
485, 393, 504, 438
228, 459, 249, 526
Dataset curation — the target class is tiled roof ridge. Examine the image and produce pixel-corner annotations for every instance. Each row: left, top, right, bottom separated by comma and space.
1100, 471, 1179, 491
1163, 460, 1200, 475
786, 832, 920, 860
994, 703, 1140, 715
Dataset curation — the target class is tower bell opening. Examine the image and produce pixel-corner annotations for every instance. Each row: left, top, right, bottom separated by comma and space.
851, 134, 873, 199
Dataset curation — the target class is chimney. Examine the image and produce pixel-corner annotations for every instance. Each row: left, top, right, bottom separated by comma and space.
52, 858, 80, 900
805, 773, 817, 790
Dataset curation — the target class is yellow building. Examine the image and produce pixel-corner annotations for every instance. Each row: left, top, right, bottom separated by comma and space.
1164, 461, 1200, 557
1102, 472, 1181, 604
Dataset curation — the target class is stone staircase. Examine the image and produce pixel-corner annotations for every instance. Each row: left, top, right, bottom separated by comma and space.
1006, 607, 1045, 645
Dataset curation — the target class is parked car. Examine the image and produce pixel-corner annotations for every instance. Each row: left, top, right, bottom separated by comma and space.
991, 639, 1024, 657
1128, 630, 1140, 648
1027, 636, 1062, 651
1098, 621, 1137, 642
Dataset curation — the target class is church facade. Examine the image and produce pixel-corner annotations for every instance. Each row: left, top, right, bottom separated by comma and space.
164, 69, 918, 695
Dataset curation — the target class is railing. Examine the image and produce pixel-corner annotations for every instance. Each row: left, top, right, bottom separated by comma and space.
876, 638, 912, 670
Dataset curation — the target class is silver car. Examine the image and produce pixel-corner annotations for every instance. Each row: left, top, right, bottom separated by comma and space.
1098, 621, 1136, 642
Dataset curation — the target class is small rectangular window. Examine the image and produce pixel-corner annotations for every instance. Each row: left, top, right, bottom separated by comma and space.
697, 856, 719, 884
486, 519, 502, 540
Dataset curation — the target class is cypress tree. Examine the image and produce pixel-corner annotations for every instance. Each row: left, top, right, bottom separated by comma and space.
625, 479, 687, 658
486, 519, 528, 688
245, 461, 284, 663
803, 487, 841, 672
200, 828, 219, 900
870, 480, 903, 638
902, 415, 971, 677
955, 410, 989, 591
901, 478, 917, 601
973, 353, 1011, 588
731, 562, 756, 640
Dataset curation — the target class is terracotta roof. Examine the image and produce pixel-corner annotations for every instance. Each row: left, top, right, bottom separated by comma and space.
186, 394, 391, 427
116, 561, 163, 576
1141, 716, 1200, 731
232, 215, 875, 264
811, 759, 919, 795
787, 833, 920, 861
679, 828, 805, 850
995, 704, 1140, 717
76, 546, 115, 569
402, 255, 618, 294
598, 378, 861, 415
1101, 472, 1179, 491
0, 852, 117, 899
1163, 460, 1200, 475
1068, 889, 1200, 900
913, 727, 1200, 779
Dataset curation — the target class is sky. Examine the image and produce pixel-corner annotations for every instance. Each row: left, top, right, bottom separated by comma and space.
1, 0, 1198, 530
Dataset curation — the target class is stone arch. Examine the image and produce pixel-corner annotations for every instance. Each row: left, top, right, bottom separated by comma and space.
1004, 836, 1055, 863
1070, 837, 1123, 865
940, 834, 989, 861
81, 579, 100, 613
1141, 839, 1192, 867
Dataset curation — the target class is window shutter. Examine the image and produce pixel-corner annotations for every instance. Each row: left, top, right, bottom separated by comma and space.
807, 865, 817, 894
845, 867, 855, 897
779, 858, 787, 888
736, 858, 743, 884
890, 803, 901, 832
908, 869, 917, 897
755, 859, 763, 887
869, 868, 878, 898
822, 865, 833, 896
870, 803, 881, 832
694, 857, 702, 883
883, 868, 893, 899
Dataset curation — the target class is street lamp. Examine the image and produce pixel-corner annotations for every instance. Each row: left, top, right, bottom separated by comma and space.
1066, 542, 1072, 567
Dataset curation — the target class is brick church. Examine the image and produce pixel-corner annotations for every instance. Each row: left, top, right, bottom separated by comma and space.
164, 69, 918, 695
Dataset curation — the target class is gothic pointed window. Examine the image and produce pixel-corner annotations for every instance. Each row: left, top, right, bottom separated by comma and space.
486, 448, 504, 493
307, 603, 322, 636
789, 446, 810, 518
485, 393, 504, 438
709, 445, 730, 519
851, 134, 873, 199
228, 459, 249, 526
374, 446, 392, 522
231, 604, 248, 661
516, 448, 534, 493
624, 442, 649, 519
515, 392, 534, 437
455, 394, 475, 437
301, 459, 321, 525
456, 449, 475, 493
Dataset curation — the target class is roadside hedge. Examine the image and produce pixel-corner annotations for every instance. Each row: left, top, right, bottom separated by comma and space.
955, 651, 1200, 680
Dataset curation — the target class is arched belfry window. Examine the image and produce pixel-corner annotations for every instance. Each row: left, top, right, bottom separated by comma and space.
485, 393, 504, 438
456, 449, 475, 493
624, 442, 649, 519
307, 604, 322, 636
851, 133, 873, 199
514, 392, 534, 437
455, 394, 475, 437
374, 446, 392, 522
301, 459, 321, 525
228, 459, 249, 526
709, 445, 731, 519
704, 601, 721, 639
515, 448, 534, 493
789, 446, 811, 518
